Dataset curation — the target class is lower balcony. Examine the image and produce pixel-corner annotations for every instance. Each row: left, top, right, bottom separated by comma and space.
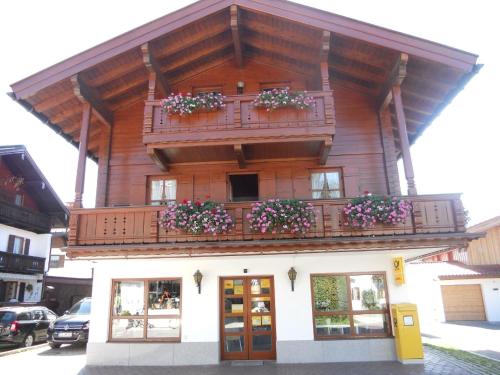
0, 252, 45, 274
67, 194, 474, 257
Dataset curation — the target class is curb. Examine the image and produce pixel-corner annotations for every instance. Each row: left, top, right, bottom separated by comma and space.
0, 343, 48, 357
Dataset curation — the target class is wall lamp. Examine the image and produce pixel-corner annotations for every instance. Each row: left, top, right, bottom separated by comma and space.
193, 270, 203, 294
288, 267, 297, 291
237, 81, 245, 94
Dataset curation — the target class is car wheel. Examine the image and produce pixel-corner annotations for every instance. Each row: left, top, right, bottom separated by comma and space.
49, 343, 61, 349
23, 334, 34, 347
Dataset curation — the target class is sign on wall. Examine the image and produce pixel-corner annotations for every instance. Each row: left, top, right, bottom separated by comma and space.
393, 257, 405, 285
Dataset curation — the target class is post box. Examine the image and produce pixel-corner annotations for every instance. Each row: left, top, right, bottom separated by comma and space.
391, 303, 424, 364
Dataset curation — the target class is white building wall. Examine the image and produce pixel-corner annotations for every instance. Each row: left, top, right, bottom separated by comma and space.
0, 223, 52, 270
87, 250, 415, 365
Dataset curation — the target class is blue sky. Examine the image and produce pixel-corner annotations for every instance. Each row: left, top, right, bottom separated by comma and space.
1, 0, 498, 225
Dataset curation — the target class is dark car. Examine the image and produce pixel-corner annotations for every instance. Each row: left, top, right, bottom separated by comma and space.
47, 297, 90, 348
0, 306, 58, 347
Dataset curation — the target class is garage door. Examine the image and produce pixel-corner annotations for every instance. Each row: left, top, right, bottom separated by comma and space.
441, 284, 486, 321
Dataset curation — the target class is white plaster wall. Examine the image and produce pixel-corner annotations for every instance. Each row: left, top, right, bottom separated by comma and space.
89, 250, 413, 346
0, 223, 52, 270
440, 278, 500, 322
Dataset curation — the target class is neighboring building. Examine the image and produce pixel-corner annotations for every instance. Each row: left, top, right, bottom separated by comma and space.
408, 216, 500, 323
9, 0, 481, 366
45, 231, 93, 315
0, 145, 68, 304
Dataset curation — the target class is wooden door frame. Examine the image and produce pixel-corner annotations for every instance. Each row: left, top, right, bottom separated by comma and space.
219, 275, 277, 361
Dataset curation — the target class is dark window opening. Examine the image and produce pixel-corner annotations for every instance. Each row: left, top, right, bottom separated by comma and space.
230, 174, 259, 202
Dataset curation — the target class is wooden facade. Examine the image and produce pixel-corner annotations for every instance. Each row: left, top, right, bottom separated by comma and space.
464, 217, 500, 266
9, 0, 481, 258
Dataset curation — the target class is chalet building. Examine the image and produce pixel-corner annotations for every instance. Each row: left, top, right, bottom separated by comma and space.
9, 0, 481, 365
408, 216, 500, 323
0, 145, 68, 304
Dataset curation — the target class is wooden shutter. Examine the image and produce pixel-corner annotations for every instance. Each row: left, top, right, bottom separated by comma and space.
24, 238, 31, 255
7, 235, 15, 253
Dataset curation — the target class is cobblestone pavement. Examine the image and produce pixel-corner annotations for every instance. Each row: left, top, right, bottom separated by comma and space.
1, 344, 499, 375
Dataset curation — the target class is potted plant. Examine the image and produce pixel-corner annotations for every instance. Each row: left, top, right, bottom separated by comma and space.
159, 199, 233, 235
253, 87, 314, 111
246, 199, 315, 235
343, 193, 412, 229
161, 92, 226, 116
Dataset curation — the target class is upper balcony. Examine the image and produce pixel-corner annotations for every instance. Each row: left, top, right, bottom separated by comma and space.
0, 189, 52, 233
0, 252, 45, 274
143, 91, 335, 170
67, 194, 473, 258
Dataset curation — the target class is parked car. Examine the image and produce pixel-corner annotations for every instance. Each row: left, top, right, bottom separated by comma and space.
0, 306, 58, 347
47, 297, 90, 348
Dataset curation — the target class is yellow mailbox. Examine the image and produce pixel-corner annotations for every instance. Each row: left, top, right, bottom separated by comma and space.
391, 303, 424, 363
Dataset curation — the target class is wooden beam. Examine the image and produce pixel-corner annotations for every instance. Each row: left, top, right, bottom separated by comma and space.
74, 102, 91, 208
319, 137, 332, 165
169, 51, 234, 85
230, 5, 243, 68
71, 74, 113, 128
51, 105, 82, 124
392, 84, 417, 195
378, 53, 409, 111
147, 147, 169, 172
234, 144, 246, 168
320, 31, 330, 91
141, 42, 169, 97
33, 90, 74, 112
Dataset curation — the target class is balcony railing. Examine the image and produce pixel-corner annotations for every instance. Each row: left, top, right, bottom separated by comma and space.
0, 252, 45, 274
0, 199, 52, 234
68, 195, 465, 248
143, 91, 335, 144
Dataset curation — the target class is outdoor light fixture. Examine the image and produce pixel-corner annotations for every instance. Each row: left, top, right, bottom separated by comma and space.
193, 269, 203, 294
288, 267, 297, 291
237, 81, 245, 94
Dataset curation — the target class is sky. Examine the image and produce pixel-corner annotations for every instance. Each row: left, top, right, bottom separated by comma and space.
0, 0, 498, 226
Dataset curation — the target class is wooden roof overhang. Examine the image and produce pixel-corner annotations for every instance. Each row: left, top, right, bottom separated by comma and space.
0, 145, 69, 227
9, 0, 479, 162
66, 232, 481, 259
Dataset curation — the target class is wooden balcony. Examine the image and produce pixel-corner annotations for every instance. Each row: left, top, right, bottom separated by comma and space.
143, 91, 335, 169
0, 252, 45, 274
67, 194, 469, 256
0, 193, 52, 233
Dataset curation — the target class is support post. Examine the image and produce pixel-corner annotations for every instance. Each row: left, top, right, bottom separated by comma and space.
392, 85, 417, 195
95, 125, 111, 207
74, 102, 91, 208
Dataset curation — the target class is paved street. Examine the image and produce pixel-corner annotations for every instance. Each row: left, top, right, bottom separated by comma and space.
1, 344, 499, 375
422, 321, 500, 361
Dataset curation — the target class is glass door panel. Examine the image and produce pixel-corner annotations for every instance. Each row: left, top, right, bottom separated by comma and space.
220, 276, 276, 360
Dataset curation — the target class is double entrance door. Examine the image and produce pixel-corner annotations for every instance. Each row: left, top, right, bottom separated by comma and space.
220, 276, 276, 360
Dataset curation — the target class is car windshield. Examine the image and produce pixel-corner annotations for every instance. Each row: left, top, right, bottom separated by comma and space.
0, 311, 16, 324
68, 299, 91, 315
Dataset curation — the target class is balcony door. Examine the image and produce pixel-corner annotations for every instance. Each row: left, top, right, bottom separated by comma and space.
220, 276, 276, 360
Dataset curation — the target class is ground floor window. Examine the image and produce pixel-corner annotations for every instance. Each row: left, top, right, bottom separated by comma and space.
110, 278, 181, 342
311, 273, 390, 339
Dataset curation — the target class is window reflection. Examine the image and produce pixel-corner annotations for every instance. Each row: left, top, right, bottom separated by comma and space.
113, 281, 144, 316
148, 280, 181, 315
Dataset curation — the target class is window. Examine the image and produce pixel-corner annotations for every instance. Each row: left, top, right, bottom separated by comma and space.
110, 279, 181, 342
259, 81, 291, 92
192, 85, 223, 96
311, 273, 390, 339
14, 193, 23, 206
49, 255, 61, 268
229, 174, 258, 202
7, 235, 30, 255
311, 171, 342, 199
150, 179, 176, 205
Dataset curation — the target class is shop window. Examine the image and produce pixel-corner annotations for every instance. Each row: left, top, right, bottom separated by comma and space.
49, 255, 62, 268
229, 174, 258, 202
311, 170, 342, 199
311, 273, 390, 339
150, 179, 176, 205
110, 279, 181, 342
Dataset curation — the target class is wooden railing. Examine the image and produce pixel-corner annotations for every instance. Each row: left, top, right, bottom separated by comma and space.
0, 252, 45, 274
143, 91, 335, 142
68, 195, 465, 247
0, 199, 51, 233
